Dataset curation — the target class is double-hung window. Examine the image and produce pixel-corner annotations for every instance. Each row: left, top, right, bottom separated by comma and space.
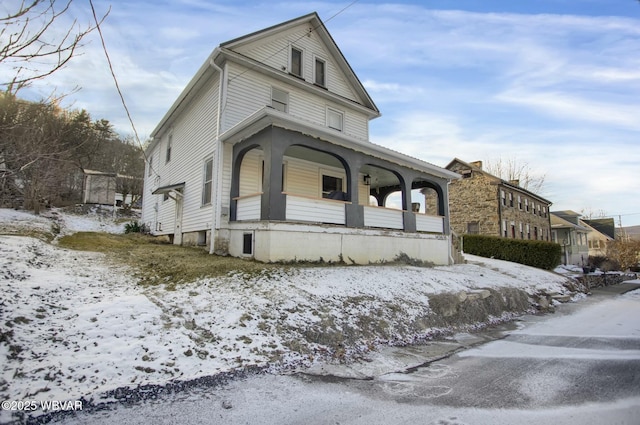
290, 46, 303, 77
271, 87, 288, 113
166, 135, 172, 163
327, 108, 343, 132
314, 56, 326, 87
202, 157, 213, 205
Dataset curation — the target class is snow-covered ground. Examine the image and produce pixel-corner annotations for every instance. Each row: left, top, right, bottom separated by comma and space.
0, 207, 581, 421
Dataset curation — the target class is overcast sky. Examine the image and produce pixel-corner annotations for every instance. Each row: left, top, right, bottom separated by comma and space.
7, 0, 640, 226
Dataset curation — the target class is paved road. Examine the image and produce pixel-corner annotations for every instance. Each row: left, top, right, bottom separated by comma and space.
50, 288, 640, 425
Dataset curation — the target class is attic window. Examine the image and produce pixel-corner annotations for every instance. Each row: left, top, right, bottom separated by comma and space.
290, 46, 303, 77
314, 57, 326, 87
166, 135, 172, 163
461, 170, 472, 178
271, 87, 288, 112
327, 108, 343, 131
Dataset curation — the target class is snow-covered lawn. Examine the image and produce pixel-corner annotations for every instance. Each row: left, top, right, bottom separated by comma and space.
0, 207, 576, 419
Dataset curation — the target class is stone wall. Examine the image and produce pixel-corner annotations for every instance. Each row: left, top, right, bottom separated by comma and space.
580, 272, 637, 288
447, 161, 551, 241
448, 164, 500, 237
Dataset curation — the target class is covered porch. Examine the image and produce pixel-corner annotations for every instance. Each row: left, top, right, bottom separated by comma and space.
224, 121, 458, 264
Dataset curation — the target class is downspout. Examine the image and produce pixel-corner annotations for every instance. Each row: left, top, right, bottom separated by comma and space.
209, 52, 226, 254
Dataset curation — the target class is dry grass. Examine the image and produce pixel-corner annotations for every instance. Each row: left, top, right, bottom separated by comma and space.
57, 232, 282, 288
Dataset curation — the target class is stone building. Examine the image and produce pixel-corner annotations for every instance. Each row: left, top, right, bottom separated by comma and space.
445, 159, 552, 240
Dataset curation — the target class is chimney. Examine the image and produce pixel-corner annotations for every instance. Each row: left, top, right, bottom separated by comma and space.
509, 179, 520, 186
470, 161, 483, 170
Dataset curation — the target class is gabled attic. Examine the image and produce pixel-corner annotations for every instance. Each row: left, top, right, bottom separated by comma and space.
148, 12, 379, 149
219, 12, 379, 116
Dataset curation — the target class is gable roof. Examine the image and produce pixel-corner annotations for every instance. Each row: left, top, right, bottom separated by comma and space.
551, 213, 590, 232
149, 12, 379, 143
582, 218, 616, 239
445, 158, 552, 205
580, 219, 614, 241
220, 12, 378, 115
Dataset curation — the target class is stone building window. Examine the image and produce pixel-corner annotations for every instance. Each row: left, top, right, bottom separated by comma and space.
501, 190, 506, 206
467, 222, 479, 234
509, 193, 513, 207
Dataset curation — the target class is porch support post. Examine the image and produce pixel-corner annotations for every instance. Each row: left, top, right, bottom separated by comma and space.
345, 157, 364, 228
262, 127, 286, 221
399, 170, 416, 233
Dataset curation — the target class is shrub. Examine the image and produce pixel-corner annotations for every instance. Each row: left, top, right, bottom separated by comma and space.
462, 234, 561, 270
124, 221, 148, 234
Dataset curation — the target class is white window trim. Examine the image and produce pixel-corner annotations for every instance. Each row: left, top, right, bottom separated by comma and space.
326, 107, 344, 132
289, 45, 304, 78
313, 55, 327, 87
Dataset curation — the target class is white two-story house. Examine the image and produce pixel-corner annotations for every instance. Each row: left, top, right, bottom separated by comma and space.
142, 12, 459, 265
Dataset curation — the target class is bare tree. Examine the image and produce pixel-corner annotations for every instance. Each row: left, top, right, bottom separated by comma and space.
1, 0, 107, 92
580, 208, 609, 220
484, 157, 546, 193
607, 238, 640, 271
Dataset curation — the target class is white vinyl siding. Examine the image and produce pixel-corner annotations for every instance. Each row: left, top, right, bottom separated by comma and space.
286, 195, 345, 225
146, 76, 219, 235
221, 143, 233, 213
223, 64, 369, 141
232, 23, 361, 103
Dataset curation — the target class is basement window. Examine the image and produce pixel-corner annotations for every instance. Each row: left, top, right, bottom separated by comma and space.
242, 232, 253, 255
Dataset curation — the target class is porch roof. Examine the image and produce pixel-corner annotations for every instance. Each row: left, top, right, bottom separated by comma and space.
219, 107, 460, 181
152, 182, 185, 195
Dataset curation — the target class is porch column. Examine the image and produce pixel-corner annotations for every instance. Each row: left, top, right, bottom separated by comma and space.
399, 171, 416, 233
262, 130, 286, 221
345, 157, 364, 228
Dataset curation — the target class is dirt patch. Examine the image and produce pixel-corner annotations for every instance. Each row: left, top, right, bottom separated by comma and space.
57, 232, 284, 288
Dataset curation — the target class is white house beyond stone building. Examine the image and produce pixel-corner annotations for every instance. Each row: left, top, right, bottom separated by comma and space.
142, 12, 460, 265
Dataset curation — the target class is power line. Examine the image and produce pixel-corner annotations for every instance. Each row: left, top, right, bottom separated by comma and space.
88, 0, 158, 177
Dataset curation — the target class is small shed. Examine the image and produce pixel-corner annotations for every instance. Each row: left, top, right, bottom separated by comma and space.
82, 169, 117, 205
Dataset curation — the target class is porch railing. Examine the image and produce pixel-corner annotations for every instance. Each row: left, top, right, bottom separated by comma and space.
234, 193, 262, 221
363, 205, 403, 230
415, 213, 444, 233
285, 193, 346, 225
